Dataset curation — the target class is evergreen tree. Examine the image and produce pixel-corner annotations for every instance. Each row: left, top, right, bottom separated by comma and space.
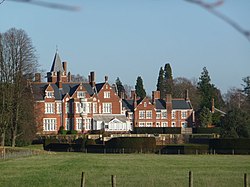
156, 67, 164, 99
135, 76, 146, 99
115, 77, 126, 98
221, 108, 250, 138
199, 106, 212, 127
197, 67, 216, 109
164, 63, 173, 96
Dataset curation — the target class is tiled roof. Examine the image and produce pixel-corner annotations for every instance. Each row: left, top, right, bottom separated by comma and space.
122, 98, 192, 110
172, 99, 192, 110
50, 52, 64, 72
95, 83, 105, 93
32, 82, 95, 100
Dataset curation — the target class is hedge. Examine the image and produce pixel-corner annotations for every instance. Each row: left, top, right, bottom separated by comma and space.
105, 137, 156, 153
209, 138, 250, 154
192, 127, 221, 134
133, 127, 181, 134
159, 144, 209, 154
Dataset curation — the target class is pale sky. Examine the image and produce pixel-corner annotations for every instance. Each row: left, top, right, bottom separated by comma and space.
1, 0, 249, 94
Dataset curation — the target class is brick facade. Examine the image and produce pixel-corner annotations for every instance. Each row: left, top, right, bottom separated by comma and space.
32, 52, 195, 134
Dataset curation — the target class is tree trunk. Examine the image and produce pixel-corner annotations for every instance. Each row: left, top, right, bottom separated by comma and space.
1, 130, 5, 147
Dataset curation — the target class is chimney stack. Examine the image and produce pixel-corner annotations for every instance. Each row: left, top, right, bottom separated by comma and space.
62, 61, 67, 74
105, 75, 108, 82
90, 71, 96, 87
67, 72, 71, 82
57, 71, 62, 89
166, 94, 172, 113
185, 89, 189, 101
152, 91, 160, 104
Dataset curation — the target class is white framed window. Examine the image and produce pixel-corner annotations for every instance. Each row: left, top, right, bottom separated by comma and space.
139, 122, 145, 127
162, 122, 168, 127
77, 91, 86, 98
85, 118, 91, 130
146, 122, 152, 127
103, 103, 112, 113
181, 111, 187, 119
161, 110, 167, 119
45, 103, 55, 114
75, 102, 81, 113
56, 103, 62, 114
43, 118, 56, 131
104, 91, 110, 98
46, 91, 54, 98
139, 110, 145, 119
146, 110, 152, 119
172, 111, 176, 119
156, 112, 161, 119
93, 103, 97, 113
144, 102, 147, 107
76, 118, 83, 131
65, 118, 71, 130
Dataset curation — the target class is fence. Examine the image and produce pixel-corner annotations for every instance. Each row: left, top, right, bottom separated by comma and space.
79, 171, 249, 187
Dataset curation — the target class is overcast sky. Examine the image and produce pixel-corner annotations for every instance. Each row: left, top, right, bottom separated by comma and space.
1, 0, 249, 95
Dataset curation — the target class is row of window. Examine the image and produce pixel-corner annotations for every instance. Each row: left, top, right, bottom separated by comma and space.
138, 110, 188, 119
43, 118, 92, 131
46, 91, 111, 99
138, 121, 188, 128
44, 102, 112, 114
43, 119, 189, 131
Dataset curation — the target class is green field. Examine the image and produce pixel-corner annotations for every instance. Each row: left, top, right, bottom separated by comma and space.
0, 151, 250, 187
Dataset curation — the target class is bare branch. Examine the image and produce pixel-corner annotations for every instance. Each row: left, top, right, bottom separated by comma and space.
0, 0, 5, 4
8, 0, 80, 11
185, 0, 250, 42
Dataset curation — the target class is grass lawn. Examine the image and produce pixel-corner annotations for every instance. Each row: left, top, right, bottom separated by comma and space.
0, 152, 250, 187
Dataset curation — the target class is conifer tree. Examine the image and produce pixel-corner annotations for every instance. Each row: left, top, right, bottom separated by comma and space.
197, 67, 216, 109
156, 67, 164, 99
135, 76, 146, 99
164, 63, 173, 95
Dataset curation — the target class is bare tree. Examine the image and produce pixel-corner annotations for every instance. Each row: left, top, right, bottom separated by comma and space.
0, 28, 38, 147
185, 0, 250, 42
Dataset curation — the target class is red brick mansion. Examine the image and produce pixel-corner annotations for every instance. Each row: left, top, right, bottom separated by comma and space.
31, 52, 195, 134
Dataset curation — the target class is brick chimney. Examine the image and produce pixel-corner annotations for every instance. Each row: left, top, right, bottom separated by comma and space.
131, 90, 137, 108
185, 89, 189, 101
57, 71, 62, 89
62, 61, 67, 75
166, 94, 172, 111
34, 73, 41, 82
67, 72, 71, 82
152, 91, 160, 104
105, 75, 108, 83
89, 71, 96, 87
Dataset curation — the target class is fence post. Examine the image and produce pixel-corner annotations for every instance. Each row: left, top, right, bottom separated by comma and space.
189, 171, 193, 187
80, 172, 85, 187
244, 173, 248, 187
111, 175, 116, 187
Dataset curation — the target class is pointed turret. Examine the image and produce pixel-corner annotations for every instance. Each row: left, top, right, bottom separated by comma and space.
50, 51, 64, 72
47, 51, 68, 83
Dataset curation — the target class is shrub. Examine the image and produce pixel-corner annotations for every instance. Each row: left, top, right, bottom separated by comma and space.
105, 137, 156, 153
133, 127, 181, 134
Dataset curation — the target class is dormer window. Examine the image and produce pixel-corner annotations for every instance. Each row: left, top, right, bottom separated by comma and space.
104, 91, 110, 98
46, 91, 54, 98
77, 91, 86, 98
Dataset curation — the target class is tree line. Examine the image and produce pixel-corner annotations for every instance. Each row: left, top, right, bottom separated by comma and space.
0, 28, 38, 147
116, 64, 250, 138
